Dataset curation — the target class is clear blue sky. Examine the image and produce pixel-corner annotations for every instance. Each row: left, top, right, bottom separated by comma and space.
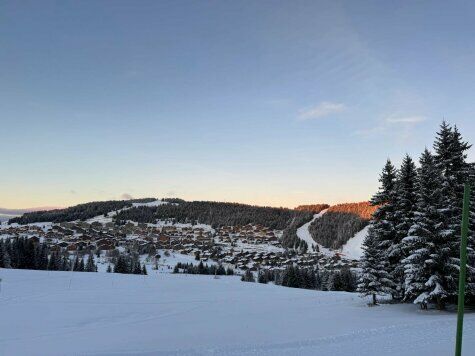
1, 0, 475, 209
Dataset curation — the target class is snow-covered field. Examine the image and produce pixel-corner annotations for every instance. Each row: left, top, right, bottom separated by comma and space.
1, 269, 474, 356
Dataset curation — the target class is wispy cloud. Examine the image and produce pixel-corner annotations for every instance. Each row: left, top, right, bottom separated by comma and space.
355, 115, 427, 139
385, 116, 426, 124
298, 102, 346, 120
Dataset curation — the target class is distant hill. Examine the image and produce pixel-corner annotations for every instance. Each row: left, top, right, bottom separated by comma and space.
8, 199, 156, 224
114, 200, 310, 230
0, 207, 60, 223
0, 207, 60, 216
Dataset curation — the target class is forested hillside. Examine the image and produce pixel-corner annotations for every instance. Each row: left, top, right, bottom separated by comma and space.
114, 201, 310, 230
9, 198, 156, 224
280, 213, 314, 251
281, 206, 327, 251
309, 202, 377, 249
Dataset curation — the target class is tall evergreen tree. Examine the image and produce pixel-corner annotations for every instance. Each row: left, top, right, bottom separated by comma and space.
85, 253, 96, 272
357, 227, 394, 305
78, 257, 85, 272
402, 149, 446, 307
391, 155, 418, 298
73, 255, 80, 271
367, 159, 398, 298
433, 122, 472, 306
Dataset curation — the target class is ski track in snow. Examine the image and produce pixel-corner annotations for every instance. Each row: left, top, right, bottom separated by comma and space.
295, 209, 333, 255
1, 269, 473, 356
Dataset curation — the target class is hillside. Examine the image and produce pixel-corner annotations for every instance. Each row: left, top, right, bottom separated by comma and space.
0, 268, 473, 356
114, 200, 311, 230
308, 202, 377, 250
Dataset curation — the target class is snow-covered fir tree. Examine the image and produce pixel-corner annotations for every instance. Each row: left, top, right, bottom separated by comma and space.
358, 160, 398, 301
368, 159, 398, 298
357, 227, 394, 305
469, 162, 475, 304
391, 154, 418, 299
85, 253, 97, 272
433, 122, 473, 306
402, 149, 446, 307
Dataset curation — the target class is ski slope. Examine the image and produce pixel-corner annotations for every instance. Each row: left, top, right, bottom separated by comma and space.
296, 209, 333, 254
1, 269, 474, 356
341, 225, 370, 260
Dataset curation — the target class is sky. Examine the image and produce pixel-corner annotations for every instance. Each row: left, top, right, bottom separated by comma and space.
1, 0, 475, 209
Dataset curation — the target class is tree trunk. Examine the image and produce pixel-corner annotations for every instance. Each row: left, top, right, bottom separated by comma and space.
436, 296, 445, 310
372, 293, 377, 305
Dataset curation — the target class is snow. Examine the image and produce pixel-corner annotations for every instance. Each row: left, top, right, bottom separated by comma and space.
132, 199, 169, 208
296, 209, 333, 255
151, 220, 214, 233
341, 225, 370, 260
152, 251, 216, 273
1, 268, 473, 356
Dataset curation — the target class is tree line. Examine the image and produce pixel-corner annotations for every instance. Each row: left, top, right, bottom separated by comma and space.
0, 237, 98, 272
358, 122, 475, 309
114, 200, 312, 230
173, 262, 235, 276
294, 204, 330, 213
242, 266, 357, 292
109, 253, 147, 275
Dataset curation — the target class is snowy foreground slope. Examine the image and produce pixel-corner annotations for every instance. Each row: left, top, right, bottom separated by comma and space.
1, 269, 474, 356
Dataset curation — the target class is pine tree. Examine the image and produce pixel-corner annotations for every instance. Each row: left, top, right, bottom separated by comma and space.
73, 255, 80, 271
391, 155, 418, 298
241, 269, 255, 282
37, 244, 49, 270
61, 255, 71, 271
367, 159, 398, 298
85, 253, 96, 272
114, 256, 126, 273
468, 162, 475, 304
3, 249, 11, 268
433, 122, 472, 306
403, 149, 446, 306
133, 261, 142, 274
47, 252, 59, 271
358, 227, 394, 305
258, 270, 269, 284
78, 257, 85, 272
